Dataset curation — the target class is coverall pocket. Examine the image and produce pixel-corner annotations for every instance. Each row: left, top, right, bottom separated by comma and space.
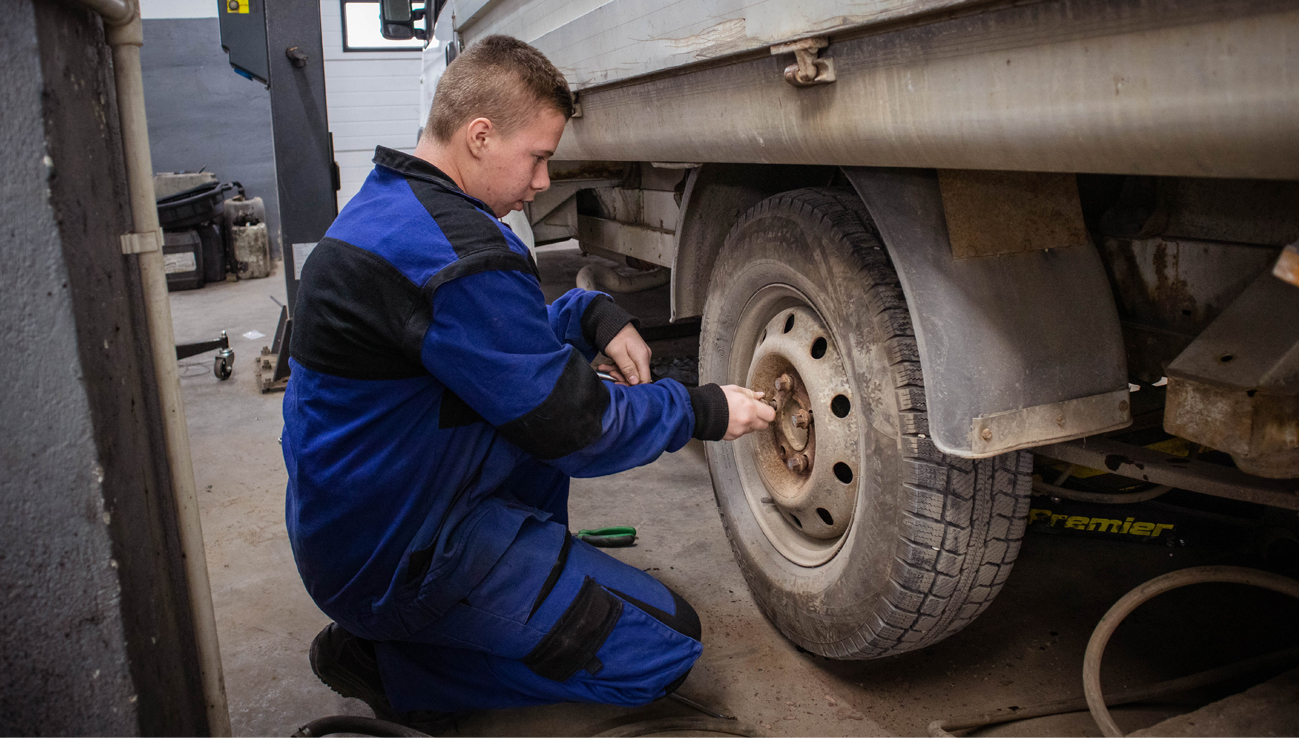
522, 576, 623, 682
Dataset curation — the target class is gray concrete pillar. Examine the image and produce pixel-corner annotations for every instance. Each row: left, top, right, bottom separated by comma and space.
1, 1, 209, 733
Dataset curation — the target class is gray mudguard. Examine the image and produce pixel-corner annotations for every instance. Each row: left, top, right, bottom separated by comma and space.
843, 167, 1131, 458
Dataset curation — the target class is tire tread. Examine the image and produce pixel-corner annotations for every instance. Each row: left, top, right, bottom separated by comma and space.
708, 187, 1032, 660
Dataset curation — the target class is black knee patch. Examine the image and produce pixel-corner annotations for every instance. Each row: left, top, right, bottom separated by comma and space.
608, 586, 702, 642
523, 576, 622, 682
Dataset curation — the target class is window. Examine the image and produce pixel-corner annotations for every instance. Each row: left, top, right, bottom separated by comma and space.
340, 1, 425, 52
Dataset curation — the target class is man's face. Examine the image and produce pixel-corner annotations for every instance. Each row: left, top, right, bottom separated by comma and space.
468, 108, 566, 217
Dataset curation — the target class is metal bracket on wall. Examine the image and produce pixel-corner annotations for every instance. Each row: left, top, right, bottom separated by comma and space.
120, 229, 162, 254
771, 37, 835, 87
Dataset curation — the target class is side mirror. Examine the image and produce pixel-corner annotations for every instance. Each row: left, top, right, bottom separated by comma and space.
379, 0, 445, 41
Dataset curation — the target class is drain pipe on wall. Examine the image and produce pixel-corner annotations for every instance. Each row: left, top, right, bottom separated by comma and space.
70, 0, 232, 733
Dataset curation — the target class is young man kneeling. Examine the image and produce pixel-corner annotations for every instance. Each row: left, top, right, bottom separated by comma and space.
282, 35, 774, 727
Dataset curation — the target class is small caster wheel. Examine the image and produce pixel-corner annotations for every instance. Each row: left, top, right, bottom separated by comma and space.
214, 348, 235, 380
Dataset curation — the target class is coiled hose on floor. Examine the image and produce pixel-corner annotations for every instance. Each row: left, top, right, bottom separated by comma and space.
292, 715, 430, 737
1083, 566, 1299, 736
929, 565, 1299, 737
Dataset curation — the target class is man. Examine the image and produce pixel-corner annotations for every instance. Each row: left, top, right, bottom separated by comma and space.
283, 35, 774, 726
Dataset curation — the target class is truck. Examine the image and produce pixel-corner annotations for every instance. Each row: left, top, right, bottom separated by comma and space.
383, 0, 1299, 661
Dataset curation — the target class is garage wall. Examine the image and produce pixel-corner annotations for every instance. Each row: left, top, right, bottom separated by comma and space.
141, 0, 423, 214
139, 4, 283, 257
319, 1, 424, 209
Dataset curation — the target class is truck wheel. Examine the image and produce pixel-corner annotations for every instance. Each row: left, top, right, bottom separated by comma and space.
699, 187, 1033, 658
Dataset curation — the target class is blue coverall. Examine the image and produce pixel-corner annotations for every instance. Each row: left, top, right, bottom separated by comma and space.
282, 147, 731, 713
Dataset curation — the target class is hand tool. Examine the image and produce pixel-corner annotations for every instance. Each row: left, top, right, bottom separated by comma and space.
576, 526, 637, 547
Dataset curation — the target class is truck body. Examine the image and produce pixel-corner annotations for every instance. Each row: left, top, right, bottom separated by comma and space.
415, 0, 1299, 658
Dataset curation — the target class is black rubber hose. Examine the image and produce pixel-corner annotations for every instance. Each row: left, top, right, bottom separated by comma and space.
593, 717, 763, 737
291, 715, 430, 737
928, 566, 1299, 737
1082, 565, 1299, 736
927, 645, 1299, 736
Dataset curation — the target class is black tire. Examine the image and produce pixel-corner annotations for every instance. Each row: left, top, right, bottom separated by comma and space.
699, 187, 1033, 659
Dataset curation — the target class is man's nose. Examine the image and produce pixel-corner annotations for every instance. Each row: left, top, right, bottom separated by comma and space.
532, 164, 550, 192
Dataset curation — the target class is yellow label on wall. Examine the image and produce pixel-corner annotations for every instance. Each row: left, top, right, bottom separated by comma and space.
225, 0, 249, 13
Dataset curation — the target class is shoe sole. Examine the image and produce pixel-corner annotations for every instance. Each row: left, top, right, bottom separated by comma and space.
309, 626, 456, 735
309, 626, 397, 719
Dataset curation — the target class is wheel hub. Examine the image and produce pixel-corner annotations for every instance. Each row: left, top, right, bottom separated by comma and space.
773, 372, 811, 455
745, 305, 859, 542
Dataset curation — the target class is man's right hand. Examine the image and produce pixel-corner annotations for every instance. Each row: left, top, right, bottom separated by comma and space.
720, 385, 776, 441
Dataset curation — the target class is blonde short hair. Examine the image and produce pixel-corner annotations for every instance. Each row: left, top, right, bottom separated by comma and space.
425, 35, 573, 143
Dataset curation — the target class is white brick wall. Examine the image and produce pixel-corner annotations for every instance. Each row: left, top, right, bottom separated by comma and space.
319, 1, 424, 209
141, 1, 425, 210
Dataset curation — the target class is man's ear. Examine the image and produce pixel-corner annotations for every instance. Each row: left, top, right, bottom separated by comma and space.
464, 117, 494, 160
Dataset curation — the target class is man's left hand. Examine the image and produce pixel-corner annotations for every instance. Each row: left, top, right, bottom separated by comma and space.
603, 323, 652, 385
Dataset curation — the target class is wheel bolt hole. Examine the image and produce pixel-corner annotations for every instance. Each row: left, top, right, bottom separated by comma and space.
783, 314, 795, 333
778, 444, 788, 459
1220, 353, 1234, 363
816, 507, 834, 526
810, 337, 827, 359
790, 514, 802, 529
833, 462, 853, 484
831, 395, 851, 418
759, 329, 767, 344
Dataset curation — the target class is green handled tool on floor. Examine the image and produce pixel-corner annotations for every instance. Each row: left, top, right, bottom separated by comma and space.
577, 526, 637, 547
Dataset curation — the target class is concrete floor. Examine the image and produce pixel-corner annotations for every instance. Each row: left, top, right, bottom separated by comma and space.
170, 245, 1299, 737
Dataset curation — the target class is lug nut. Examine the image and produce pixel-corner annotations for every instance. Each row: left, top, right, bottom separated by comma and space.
786, 453, 809, 473
774, 374, 793, 392
793, 410, 811, 429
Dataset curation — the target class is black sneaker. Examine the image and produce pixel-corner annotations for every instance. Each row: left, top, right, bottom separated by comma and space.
309, 623, 455, 735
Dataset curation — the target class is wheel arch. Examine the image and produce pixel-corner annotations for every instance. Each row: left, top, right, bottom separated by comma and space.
673, 163, 1134, 459
843, 166, 1131, 458
670, 163, 836, 321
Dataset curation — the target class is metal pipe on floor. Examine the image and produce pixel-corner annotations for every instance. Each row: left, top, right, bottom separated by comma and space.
70, 0, 231, 733
576, 263, 671, 293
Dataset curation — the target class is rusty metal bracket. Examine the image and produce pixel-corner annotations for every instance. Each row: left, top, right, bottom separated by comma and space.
1164, 271, 1299, 478
1036, 436, 1299, 511
972, 388, 1131, 456
770, 37, 835, 87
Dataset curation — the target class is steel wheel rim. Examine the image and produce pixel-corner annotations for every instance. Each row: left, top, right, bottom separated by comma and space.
731, 284, 861, 567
